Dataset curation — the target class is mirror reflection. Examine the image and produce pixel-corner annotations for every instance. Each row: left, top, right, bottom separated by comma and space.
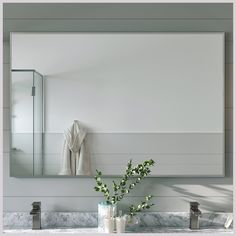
10, 33, 225, 177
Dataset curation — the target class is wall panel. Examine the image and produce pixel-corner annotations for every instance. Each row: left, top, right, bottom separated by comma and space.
3, 3, 233, 212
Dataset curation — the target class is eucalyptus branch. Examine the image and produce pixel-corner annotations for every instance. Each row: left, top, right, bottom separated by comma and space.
94, 158, 155, 216
111, 159, 155, 204
111, 160, 134, 203
94, 170, 110, 203
128, 195, 155, 217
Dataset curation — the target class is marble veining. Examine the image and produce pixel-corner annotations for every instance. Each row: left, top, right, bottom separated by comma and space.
3, 212, 98, 228
3, 212, 233, 230
136, 212, 233, 228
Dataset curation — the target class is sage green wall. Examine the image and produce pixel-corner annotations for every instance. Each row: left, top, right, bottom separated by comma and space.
3, 3, 233, 212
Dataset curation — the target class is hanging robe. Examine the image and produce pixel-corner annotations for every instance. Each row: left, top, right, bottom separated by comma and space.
59, 120, 91, 175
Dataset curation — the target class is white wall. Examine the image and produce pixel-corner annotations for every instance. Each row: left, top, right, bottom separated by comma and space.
12, 33, 224, 133
3, 3, 233, 212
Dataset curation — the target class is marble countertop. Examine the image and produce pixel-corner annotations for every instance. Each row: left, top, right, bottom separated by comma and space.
3, 227, 233, 234
4, 212, 233, 234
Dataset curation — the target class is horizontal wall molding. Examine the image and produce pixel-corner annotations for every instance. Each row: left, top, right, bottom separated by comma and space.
10, 132, 225, 176
3, 3, 233, 19
42, 153, 223, 165
3, 196, 233, 212
3, 34, 234, 44
8, 132, 227, 154
43, 133, 224, 154
3, 19, 233, 41
3, 152, 233, 197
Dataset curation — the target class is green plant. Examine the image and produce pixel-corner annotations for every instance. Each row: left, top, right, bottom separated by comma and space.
94, 159, 155, 217
128, 195, 154, 217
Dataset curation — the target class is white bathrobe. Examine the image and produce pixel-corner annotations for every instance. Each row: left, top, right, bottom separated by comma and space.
59, 121, 91, 175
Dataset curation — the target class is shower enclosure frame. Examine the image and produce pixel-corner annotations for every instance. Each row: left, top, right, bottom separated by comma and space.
10, 69, 44, 176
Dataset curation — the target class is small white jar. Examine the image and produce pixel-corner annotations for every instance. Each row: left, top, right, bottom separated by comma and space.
104, 217, 115, 233
116, 217, 126, 233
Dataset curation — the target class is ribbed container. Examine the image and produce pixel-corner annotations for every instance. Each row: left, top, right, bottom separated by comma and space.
98, 202, 117, 231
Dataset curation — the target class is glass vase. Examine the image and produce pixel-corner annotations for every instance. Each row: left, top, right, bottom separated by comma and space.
98, 202, 117, 231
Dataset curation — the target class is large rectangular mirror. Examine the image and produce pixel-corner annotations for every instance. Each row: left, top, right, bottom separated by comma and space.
10, 32, 225, 177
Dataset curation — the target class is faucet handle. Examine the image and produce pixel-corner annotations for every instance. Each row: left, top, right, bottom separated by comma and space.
190, 202, 199, 208
190, 202, 201, 217
32, 202, 41, 209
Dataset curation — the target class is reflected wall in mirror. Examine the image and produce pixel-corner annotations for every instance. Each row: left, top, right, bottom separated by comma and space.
10, 32, 225, 177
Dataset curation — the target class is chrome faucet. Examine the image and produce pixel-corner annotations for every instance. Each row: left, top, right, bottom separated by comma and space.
190, 202, 201, 230
30, 202, 41, 230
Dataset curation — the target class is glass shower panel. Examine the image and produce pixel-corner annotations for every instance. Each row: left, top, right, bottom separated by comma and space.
11, 70, 44, 177
11, 71, 34, 176
33, 71, 44, 176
